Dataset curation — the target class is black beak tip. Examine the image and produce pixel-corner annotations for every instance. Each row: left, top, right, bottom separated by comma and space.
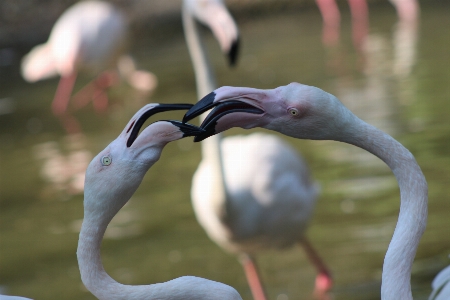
169, 120, 205, 137
227, 37, 240, 67
193, 133, 211, 142
182, 91, 218, 123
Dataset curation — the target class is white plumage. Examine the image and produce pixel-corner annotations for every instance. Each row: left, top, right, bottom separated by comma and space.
192, 133, 319, 253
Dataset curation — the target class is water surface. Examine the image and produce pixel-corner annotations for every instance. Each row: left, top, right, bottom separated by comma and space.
0, 2, 449, 299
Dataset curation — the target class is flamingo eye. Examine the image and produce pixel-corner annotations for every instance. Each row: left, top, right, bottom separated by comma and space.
288, 108, 299, 116
101, 155, 112, 166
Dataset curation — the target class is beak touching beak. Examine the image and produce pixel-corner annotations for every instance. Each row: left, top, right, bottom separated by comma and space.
127, 103, 204, 147
182, 91, 264, 142
168, 120, 205, 137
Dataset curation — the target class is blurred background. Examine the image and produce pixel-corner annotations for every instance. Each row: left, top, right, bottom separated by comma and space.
0, 0, 449, 299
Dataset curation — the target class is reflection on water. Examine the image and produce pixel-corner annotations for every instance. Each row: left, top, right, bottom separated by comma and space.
0, 2, 449, 300
32, 134, 91, 197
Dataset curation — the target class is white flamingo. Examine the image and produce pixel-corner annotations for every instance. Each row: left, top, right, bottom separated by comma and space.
183, 82, 428, 300
21, 1, 156, 115
76, 102, 242, 300
183, 1, 332, 299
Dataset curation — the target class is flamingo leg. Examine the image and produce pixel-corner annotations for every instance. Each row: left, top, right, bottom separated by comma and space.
239, 254, 267, 300
299, 237, 332, 294
315, 0, 341, 46
57, 113, 82, 135
348, 0, 369, 53
72, 71, 119, 112
390, 0, 419, 23
52, 72, 78, 115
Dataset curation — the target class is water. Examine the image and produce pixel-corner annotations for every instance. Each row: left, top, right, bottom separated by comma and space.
1, 2, 449, 299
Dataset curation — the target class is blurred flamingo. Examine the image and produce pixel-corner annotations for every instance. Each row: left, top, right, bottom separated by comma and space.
183, 1, 331, 299
77, 103, 242, 300
21, 1, 157, 116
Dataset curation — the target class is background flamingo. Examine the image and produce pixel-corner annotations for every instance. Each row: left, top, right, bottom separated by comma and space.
77, 102, 242, 300
183, 1, 332, 299
183, 82, 428, 300
21, 1, 157, 116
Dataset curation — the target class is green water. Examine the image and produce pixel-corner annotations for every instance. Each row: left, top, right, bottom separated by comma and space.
1, 2, 449, 299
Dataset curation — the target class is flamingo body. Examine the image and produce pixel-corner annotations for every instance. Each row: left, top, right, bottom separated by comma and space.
21, 1, 126, 82
21, 1, 156, 115
193, 133, 318, 253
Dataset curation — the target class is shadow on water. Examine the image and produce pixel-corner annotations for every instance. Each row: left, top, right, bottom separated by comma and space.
0, 1, 449, 299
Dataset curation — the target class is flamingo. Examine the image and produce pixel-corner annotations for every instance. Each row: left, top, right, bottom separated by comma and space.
21, 1, 156, 115
183, 1, 332, 299
182, 82, 428, 300
76, 102, 242, 300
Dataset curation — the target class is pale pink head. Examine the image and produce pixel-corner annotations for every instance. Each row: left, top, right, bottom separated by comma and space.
183, 82, 358, 142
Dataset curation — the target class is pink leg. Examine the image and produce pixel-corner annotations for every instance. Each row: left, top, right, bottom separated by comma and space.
391, 0, 419, 23
52, 73, 77, 115
239, 254, 267, 300
299, 237, 332, 295
57, 113, 82, 135
316, 0, 341, 46
348, 0, 369, 53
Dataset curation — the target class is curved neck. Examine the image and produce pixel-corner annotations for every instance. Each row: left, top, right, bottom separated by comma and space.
182, 2, 228, 209
77, 214, 122, 299
77, 196, 160, 299
343, 117, 427, 300
182, 4, 217, 100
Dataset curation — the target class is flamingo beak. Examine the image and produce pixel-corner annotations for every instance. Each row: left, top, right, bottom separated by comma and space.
168, 120, 205, 137
182, 92, 264, 142
182, 92, 218, 123
127, 103, 202, 147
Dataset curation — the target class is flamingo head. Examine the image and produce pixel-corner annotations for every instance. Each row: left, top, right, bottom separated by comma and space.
84, 103, 203, 212
183, 82, 356, 142
184, 0, 240, 66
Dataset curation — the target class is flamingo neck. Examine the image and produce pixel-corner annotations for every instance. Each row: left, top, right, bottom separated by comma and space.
182, 2, 217, 101
77, 197, 156, 299
183, 1, 228, 214
342, 117, 428, 300
77, 214, 123, 299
